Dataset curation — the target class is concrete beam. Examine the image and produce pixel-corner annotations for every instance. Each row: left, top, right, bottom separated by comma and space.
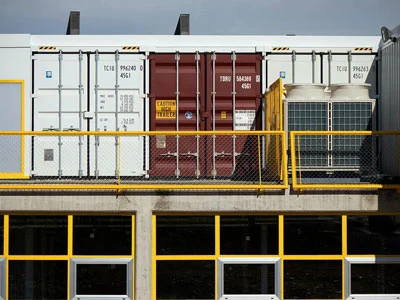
66, 11, 80, 35
174, 14, 190, 35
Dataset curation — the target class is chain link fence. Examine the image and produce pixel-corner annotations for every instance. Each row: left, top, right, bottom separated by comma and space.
290, 131, 400, 189
0, 131, 287, 190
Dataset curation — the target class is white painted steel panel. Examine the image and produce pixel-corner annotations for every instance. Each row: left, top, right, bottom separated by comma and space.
323, 54, 377, 98
29, 35, 381, 52
267, 54, 321, 87
0, 48, 31, 177
33, 53, 88, 177
90, 53, 146, 177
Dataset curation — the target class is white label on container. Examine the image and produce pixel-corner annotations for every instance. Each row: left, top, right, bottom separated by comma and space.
235, 110, 256, 130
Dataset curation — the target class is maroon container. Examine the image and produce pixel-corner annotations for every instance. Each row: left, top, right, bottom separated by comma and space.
149, 53, 262, 178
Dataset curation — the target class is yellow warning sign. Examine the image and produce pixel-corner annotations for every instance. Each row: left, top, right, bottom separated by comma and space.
221, 111, 227, 119
156, 100, 176, 119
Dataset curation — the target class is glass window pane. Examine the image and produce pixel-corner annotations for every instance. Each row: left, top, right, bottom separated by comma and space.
351, 264, 400, 294
9, 216, 67, 255
224, 264, 275, 295
77, 264, 127, 295
220, 216, 278, 255
157, 216, 215, 255
157, 260, 214, 300
348, 215, 400, 254
284, 260, 342, 299
73, 216, 132, 255
9, 260, 67, 300
284, 216, 342, 254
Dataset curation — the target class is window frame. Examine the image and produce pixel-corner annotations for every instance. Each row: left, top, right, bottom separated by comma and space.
70, 258, 133, 300
217, 257, 281, 300
345, 257, 400, 300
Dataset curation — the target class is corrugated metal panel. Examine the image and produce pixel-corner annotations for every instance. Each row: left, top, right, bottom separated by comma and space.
149, 53, 205, 178
380, 38, 400, 176
33, 52, 147, 178
33, 53, 88, 177
149, 53, 261, 178
89, 53, 146, 177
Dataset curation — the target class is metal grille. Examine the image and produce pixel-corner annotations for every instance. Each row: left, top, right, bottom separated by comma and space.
288, 102, 328, 167
332, 103, 374, 167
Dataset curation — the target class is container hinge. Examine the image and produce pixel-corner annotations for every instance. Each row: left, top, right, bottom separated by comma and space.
175, 53, 180, 61
63, 127, 80, 131
43, 127, 60, 131
180, 152, 198, 157
32, 94, 38, 99
231, 91, 237, 95
235, 152, 250, 157
215, 151, 232, 157
231, 52, 236, 61
160, 152, 178, 157
195, 52, 200, 61
211, 53, 216, 61
291, 51, 296, 61
31, 55, 38, 60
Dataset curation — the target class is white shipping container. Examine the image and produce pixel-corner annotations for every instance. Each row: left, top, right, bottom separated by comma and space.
267, 51, 377, 99
33, 53, 88, 177
89, 52, 146, 177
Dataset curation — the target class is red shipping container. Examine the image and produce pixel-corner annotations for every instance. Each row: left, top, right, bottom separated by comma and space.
149, 53, 262, 178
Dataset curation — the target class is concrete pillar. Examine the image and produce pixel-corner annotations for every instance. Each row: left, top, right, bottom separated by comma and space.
134, 199, 153, 300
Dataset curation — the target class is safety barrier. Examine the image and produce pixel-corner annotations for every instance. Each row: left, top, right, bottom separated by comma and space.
0, 131, 288, 191
290, 131, 400, 190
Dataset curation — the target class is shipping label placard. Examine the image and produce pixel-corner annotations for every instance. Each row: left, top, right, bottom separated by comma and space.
156, 100, 176, 119
235, 110, 256, 130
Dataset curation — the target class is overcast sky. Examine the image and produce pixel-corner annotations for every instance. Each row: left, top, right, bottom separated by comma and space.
0, 0, 399, 36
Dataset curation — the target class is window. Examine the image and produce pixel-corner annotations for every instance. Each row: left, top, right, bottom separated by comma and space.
220, 216, 278, 254
9, 260, 67, 300
218, 258, 280, 300
9, 215, 67, 255
71, 259, 133, 300
156, 216, 215, 255
73, 216, 132, 255
284, 260, 342, 299
157, 260, 214, 300
345, 257, 400, 299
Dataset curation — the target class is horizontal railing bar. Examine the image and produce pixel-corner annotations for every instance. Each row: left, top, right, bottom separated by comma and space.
0, 130, 285, 136
0, 184, 288, 190
291, 131, 400, 136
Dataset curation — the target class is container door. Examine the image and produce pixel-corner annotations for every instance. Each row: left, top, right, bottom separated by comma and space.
323, 53, 378, 97
89, 52, 146, 177
33, 52, 88, 177
267, 53, 322, 86
205, 53, 262, 178
149, 53, 205, 178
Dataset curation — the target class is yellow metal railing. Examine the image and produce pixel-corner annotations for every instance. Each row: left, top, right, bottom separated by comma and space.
0, 130, 288, 191
265, 78, 284, 181
290, 131, 400, 190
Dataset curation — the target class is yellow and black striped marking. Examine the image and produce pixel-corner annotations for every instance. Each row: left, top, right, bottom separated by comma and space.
39, 46, 57, 50
354, 47, 372, 51
273, 47, 290, 51
122, 46, 140, 50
